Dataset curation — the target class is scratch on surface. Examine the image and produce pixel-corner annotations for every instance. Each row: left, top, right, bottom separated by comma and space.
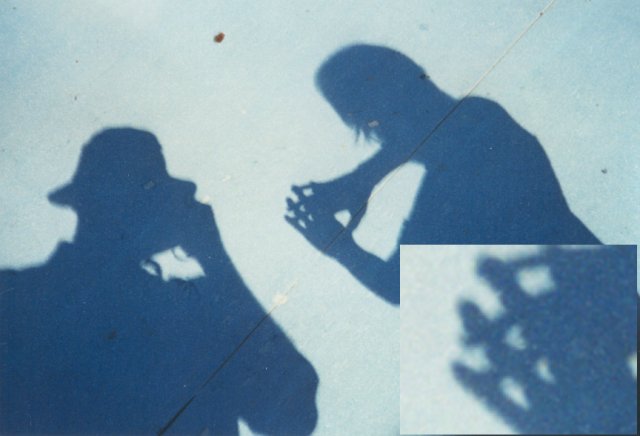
272, 292, 288, 306
286, 279, 299, 292
321, 0, 558, 258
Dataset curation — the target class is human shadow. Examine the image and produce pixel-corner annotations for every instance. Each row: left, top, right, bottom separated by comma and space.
453, 245, 637, 434
286, 44, 600, 305
0, 128, 318, 435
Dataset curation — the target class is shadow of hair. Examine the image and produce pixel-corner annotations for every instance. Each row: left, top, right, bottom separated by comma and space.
287, 44, 600, 305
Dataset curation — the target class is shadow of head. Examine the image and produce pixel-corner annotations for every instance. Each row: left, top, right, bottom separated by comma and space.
47, 128, 200, 253
315, 44, 451, 146
2, 128, 321, 435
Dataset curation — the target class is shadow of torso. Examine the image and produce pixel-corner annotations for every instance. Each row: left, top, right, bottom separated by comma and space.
1, 128, 318, 435
402, 97, 599, 245
1, 209, 318, 435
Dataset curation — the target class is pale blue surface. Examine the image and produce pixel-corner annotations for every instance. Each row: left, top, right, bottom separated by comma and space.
1, 0, 638, 434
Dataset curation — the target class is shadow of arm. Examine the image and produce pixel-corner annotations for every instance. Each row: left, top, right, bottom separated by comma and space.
329, 234, 399, 305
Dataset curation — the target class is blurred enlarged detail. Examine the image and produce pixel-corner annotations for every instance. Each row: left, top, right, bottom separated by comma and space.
454, 246, 637, 435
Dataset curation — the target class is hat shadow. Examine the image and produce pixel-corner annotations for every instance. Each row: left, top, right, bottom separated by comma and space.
1, 128, 318, 435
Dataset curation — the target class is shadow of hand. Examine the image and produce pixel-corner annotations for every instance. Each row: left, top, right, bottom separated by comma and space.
285, 183, 360, 252
453, 246, 637, 435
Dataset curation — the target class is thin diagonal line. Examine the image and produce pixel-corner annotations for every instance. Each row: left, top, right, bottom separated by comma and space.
322, 0, 558, 255
159, 2, 558, 432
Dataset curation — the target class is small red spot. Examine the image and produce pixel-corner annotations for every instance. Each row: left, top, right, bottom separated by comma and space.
214, 32, 225, 43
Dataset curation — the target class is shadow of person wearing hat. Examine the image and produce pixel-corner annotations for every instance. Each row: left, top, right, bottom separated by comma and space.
0, 128, 318, 435
286, 44, 600, 305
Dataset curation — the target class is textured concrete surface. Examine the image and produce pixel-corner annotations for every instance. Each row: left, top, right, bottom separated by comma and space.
1, 0, 638, 434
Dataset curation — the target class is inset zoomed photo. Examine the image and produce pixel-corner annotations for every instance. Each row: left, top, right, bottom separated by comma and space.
400, 245, 637, 435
